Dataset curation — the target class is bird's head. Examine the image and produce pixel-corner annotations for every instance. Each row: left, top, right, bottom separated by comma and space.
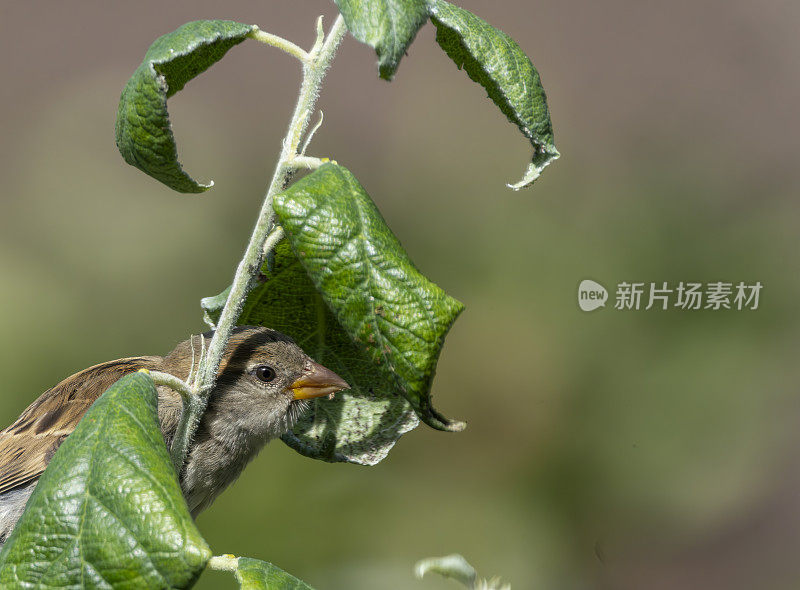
164, 326, 350, 438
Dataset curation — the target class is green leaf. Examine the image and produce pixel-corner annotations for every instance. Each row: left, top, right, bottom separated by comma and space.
273, 163, 465, 432
427, 0, 559, 189
235, 557, 314, 590
115, 20, 255, 193
335, 0, 429, 80
204, 242, 419, 465
0, 372, 211, 588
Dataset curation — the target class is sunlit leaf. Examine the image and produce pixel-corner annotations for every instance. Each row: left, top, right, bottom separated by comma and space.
0, 373, 210, 588
235, 556, 314, 590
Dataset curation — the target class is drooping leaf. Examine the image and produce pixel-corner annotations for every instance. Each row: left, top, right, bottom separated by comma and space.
0, 372, 211, 588
115, 20, 256, 193
235, 557, 314, 590
335, 0, 429, 80
273, 163, 465, 432
204, 242, 419, 465
427, 0, 559, 189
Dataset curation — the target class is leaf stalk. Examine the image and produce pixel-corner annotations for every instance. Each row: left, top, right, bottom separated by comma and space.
208, 554, 240, 572
248, 28, 309, 62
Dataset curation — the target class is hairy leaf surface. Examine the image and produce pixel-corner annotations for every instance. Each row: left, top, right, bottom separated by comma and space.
335, 0, 429, 80
428, 0, 559, 189
115, 20, 255, 193
273, 164, 465, 431
0, 373, 210, 588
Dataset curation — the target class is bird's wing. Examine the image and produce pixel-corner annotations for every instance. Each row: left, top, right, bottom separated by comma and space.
0, 357, 163, 496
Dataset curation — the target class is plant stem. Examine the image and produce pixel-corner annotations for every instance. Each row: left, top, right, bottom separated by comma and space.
262, 225, 285, 257
149, 371, 193, 403
248, 29, 309, 62
168, 14, 348, 471
291, 155, 332, 170
208, 554, 239, 572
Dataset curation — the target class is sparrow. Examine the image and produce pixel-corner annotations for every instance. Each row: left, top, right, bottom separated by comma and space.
0, 326, 349, 544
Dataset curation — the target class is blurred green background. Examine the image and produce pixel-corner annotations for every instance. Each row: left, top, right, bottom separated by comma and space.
1, 1, 799, 588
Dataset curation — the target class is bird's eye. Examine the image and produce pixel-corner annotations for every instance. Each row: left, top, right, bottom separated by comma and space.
254, 365, 277, 383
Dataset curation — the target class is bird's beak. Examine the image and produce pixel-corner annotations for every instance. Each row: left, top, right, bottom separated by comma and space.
289, 361, 350, 400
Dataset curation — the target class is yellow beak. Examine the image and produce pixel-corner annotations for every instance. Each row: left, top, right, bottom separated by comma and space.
289, 361, 350, 400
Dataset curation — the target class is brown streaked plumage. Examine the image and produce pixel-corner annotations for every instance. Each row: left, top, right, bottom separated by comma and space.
0, 356, 163, 498
0, 326, 349, 544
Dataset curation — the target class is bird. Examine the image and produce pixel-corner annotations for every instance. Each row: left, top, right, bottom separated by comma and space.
0, 326, 349, 544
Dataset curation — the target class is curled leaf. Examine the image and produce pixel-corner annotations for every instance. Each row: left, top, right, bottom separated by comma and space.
428, 0, 559, 189
115, 20, 255, 193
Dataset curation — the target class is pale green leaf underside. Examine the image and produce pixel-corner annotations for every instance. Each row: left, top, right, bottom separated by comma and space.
235, 557, 314, 589
0, 373, 210, 588
335, 0, 428, 80
204, 242, 419, 465
415, 554, 478, 587
428, 0, 559, 189
115, 20, 255, 193
273, 164, 465, 432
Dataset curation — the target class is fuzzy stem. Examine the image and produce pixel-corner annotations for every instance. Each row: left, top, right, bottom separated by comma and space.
248, 29, 309, 62
208, 554, 240, 572
290, 155, 332, 170
149, 371, 193, 402
262, 225, 285, 257
168, 14, 348, 471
